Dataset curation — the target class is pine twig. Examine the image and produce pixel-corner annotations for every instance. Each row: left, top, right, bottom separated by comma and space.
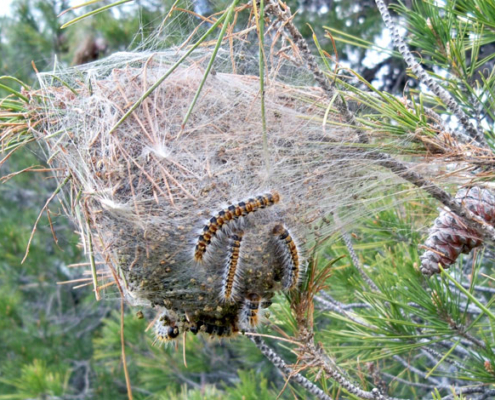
249, 335, 334, 400
448, 321, 487, 350
448, 281, 495, 295
265, 0, 495, 247
381, 373, 440, 390
359, 149, 495, 245
315, 295, 375, 329
441, 386, 493, 400
374, 0, 488, 147
438, 340, 471, 358
265, 0, 369, 144
303, 343, 404, 400
419, 342, 464, 371
391, 355, 442, 386
335, 214, 379, 291
480, 390, 495, 400
316, 294, 457, 388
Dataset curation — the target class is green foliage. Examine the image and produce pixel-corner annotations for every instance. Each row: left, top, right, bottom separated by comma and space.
0, 360, 71, 399
2, 0, 495, 399
392, 0, 495, 139
300, 192, 495, 397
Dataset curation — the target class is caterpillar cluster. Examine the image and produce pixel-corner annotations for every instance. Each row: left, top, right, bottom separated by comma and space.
35, 59, 366, 346
194, 192, 280, 262
155, 191, 304, 343
420, 186, 493, 276
154, 294, 270, 342
155, 311, 236, 342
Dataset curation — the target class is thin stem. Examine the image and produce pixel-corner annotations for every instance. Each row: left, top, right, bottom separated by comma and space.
335, 213, 379, 291
315, 295, 375, 329
391, 355, 442, 386
85, 217, 100, 301
181, 0, 239, 129
121, 298, 133, 400
448, 281, 495, 295
257, 0, 270, 172
265, 0, 369, 144
108, 9, 230, 135
249, 335, 334, 400
305, 343, 404, 400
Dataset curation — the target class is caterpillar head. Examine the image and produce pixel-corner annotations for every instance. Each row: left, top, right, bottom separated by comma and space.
154, 311, 180, 342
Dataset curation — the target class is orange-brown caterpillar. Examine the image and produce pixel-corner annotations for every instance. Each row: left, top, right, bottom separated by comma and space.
194, 191, 280, 261
220, 231, 244, 302
272, 224, 301, 291
240, 293, 262, 329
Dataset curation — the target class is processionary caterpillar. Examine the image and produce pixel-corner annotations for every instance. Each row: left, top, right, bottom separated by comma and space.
194, 191, 280, 261
272, 224, 301, 291
220, 231, 244, 302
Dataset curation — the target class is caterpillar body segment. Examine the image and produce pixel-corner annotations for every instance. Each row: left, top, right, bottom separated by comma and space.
189, 320, 236, 338
194, 191, 280, 262
154, 312, 180, 343
239, 293, 263, 329
272, 224, 302, 291
220, 231, 244, 302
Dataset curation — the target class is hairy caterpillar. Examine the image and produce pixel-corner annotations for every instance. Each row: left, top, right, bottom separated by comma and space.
194, 191, 280, 261
154, 312, 180, 342
220, 231, 244, 302
189, 320, 235, 338
272, 224, 301, 290
240, 293, 262, 329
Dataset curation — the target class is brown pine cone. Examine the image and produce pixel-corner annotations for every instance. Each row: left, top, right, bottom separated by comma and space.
420, 187, 494, 276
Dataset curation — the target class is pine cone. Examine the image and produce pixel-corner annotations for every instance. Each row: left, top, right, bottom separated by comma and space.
420, 187, 494, 276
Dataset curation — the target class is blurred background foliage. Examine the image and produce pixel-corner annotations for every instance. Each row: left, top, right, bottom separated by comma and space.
2, 0, 495, 399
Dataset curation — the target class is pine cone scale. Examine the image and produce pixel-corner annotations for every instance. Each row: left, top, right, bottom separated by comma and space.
420, 186, 493, 276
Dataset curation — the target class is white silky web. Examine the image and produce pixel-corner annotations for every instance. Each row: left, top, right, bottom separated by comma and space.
31, 8, 427, 336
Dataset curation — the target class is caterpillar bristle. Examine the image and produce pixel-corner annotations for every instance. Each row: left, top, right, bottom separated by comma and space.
272, 224, 301, 291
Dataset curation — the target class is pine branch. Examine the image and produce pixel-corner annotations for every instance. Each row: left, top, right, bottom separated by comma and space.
248, 335, 334, 400
265, 0, 369, 144
449, 321, 487, 350
441, 386, 494, 400
381, 373, 440, 390
314, 295, 375, 328
302, 343, 405, 400
335, 213, 379, 291
358, 149, 495, 245
419, 341, 465, 371
438, 340, 471, 358
391, 355, 442, 386
265, 0, 495, 248
480, 390, 495, 400
374, 0, 488, 147
252, 334, 404, 400
448, 281, 495, 295
316, 296, 469, 387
